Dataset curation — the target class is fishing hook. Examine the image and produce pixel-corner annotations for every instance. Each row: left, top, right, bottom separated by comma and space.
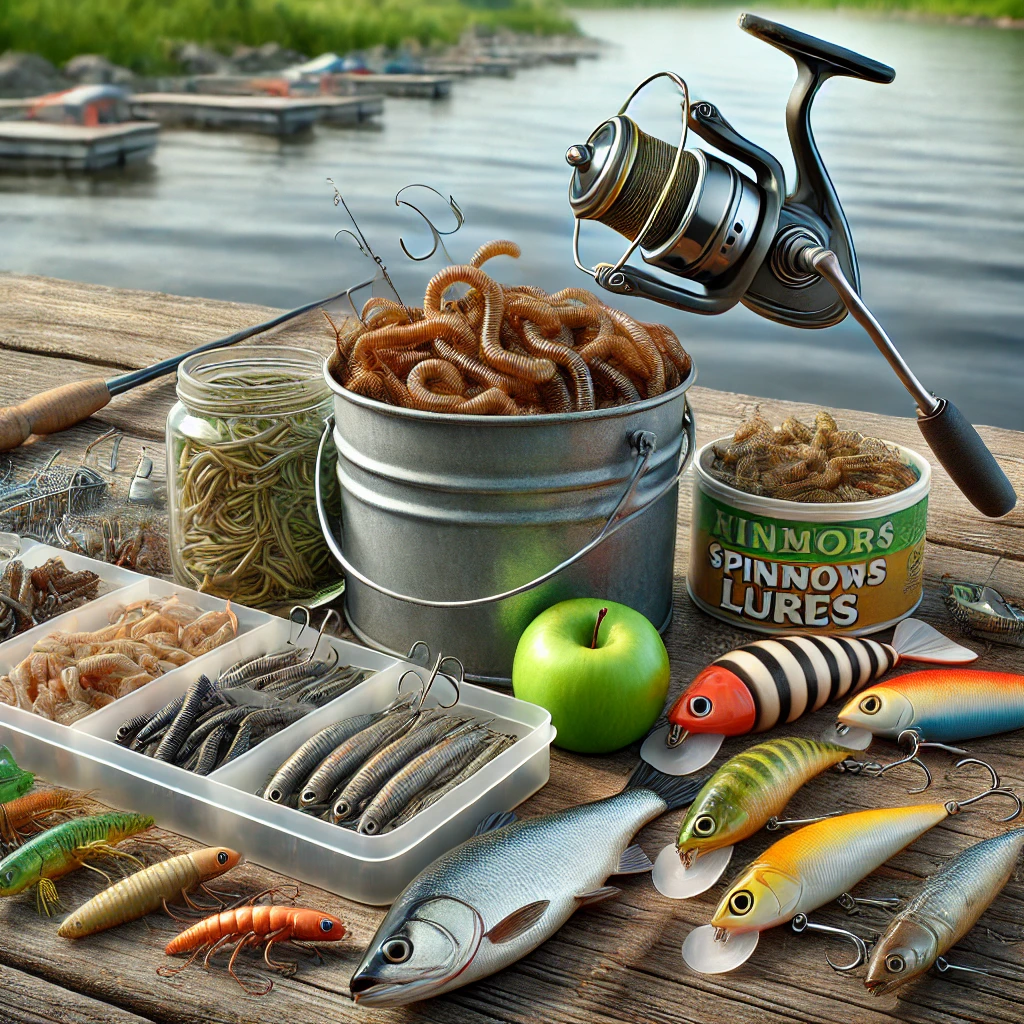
791, 914, 870, 972
423, 654, 463, 709
397, 668, 428, 710
837, 892, 901, 916
934, 956, 1024, 982
406, 640, 432, 667
837, 729, 944, 793
395, 184, 465, 263
305, 608, 341, 664
287, 606, 312, 647
766, 810, 843, 831
945, 757, 1023, 821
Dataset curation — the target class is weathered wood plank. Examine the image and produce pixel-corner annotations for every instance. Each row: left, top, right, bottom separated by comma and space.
0, 275, 1022, 1024
0, 962, 157, 1024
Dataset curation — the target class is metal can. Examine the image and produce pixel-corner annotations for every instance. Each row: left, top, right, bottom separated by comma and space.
317, 355, 696, 684
687, 438, 930, 635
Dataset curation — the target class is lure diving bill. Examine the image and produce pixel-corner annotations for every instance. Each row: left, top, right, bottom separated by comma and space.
865, 828, 1024, 995
653, 737, 857, 899
642, 618, 976, 775
837, 669, 1024, 744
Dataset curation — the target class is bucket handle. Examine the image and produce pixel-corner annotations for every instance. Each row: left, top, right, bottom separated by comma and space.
314, 397, 695, 609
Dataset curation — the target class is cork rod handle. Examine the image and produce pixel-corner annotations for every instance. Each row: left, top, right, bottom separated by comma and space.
0, 380, 112, 452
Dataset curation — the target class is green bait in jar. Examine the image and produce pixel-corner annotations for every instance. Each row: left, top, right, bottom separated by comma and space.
166, 346, 340, 609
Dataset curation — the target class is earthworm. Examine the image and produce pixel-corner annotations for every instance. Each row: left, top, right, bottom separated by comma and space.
521, 323, 594, 412
589, 358, 642, 405
603, 308, 665, 396
424, 265, 555, 383
351, 313, 477, 365
432, 339, 539, 403
503, 293, 563, 335
470, 239, 521, 267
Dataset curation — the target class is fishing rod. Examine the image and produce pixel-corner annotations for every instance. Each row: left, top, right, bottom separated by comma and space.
0, 282, 373, 454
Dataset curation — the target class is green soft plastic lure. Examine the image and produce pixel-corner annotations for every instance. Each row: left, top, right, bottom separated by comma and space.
0, 811, 153, 914
0, 745, 34, 803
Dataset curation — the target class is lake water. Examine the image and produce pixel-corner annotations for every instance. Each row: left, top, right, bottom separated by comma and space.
1, 7, 1022, 428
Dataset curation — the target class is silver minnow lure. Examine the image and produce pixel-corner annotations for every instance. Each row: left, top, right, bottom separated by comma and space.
865, 827, 1024, 995
349, 762, 707, 1006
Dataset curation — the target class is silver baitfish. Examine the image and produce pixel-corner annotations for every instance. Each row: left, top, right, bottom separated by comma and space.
945, 581, 1024, 649
349, 762, 707, 1006
865, 827, 1024, 995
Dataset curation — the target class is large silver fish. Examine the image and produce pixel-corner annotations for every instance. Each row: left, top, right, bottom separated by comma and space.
349, 763, 706, 1006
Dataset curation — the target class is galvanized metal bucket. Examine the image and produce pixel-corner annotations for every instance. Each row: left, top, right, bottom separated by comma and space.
316, 356, 696, 684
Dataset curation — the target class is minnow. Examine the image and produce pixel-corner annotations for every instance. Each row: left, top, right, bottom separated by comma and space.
651, 619, 976, 774
837, 668, 1024, 743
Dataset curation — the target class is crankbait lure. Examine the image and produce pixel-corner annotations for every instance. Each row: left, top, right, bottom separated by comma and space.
682, 765, 1021, 975
161, 903, 346, 995
643, 618, 976, 775
837, 668, 1024, 744
652, 737, 861, 899
0, 811, 153, 913
865, 828, 1024, 995
58, 846, 242, 938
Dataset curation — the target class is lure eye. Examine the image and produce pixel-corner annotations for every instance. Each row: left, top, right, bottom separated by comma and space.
2, 870, 12, 884
728, 890, 754, 916
885, 953, 906, 974
693, 815, 716, 837
859, 695, 882, 715
382, 936, 413, 963
320, 919, 334, 933
217, 851, 229, 865
689, 695, 713, 718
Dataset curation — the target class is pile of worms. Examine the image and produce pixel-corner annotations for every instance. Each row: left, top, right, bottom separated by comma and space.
116, 647, 374, 775
59, 510, 171, 576
262, 694, 516, 835
172, 381, 336, 609
0, 557, 100, 642
0, 595, 238, 725
328, 240, 691, 414
707, 410, 919, 502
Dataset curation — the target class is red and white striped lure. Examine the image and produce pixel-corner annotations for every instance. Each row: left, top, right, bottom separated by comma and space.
642, 619, 976, 775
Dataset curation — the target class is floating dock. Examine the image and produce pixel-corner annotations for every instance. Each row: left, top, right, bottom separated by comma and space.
128, 93, 326, 135
0, 121, 159, 171
331, 72, 453, 100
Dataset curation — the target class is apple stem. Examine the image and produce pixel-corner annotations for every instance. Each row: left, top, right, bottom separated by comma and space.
591, 607, 609, 649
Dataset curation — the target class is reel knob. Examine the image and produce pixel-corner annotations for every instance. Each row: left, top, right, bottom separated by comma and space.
565, 144, 593, 171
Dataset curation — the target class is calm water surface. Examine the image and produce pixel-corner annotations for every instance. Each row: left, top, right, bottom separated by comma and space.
2, 8, 1022, 427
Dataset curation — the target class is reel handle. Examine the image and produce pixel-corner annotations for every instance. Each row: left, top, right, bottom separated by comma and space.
917, 400, 1017, 518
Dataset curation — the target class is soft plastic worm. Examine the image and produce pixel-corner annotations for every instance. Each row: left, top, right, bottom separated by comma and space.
58, 847, 241, 938
152, 675, 214, 762
423, 265, 556, 383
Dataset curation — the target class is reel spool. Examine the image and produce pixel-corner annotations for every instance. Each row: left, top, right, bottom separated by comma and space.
567, 14, 1016, 518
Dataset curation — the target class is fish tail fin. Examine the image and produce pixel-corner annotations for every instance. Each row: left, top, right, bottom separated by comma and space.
626, 761, 707, 812
892, 618, 978, 665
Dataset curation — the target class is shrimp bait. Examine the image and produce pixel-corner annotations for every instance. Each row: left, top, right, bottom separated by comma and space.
162, 904, 346, 995
865, 828, 1024, 995
645, 618, 977, 775
58, 847, 242, 938
653, 738, 857, 899
837, 668, 1024, 744
0, 788, 88, 847
0, 811, 153, 913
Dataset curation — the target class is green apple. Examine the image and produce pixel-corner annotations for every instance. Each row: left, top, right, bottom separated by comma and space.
512, 598, 670, 754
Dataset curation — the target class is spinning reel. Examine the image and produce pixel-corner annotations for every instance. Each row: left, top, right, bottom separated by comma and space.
567, 13, 1016, 518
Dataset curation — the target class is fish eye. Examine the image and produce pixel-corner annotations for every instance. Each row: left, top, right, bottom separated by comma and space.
885, 953, 906, 974
859, 695, 882, 715
382, 936, 413, 963
693, 815, 716, 837
689, 695, 713, 718
728, 890, 753, 916
217, 851, 229, 865
320, 919, 334, 933
3, 870, 12, 884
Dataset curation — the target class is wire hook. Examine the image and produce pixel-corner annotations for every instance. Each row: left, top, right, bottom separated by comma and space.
287, 606, 312, 647
304, 608, 341, 664
837, 729, 938, 794
766, 810, 843, 831
395, 184, 465, 263
790, 914, 870, 972
837, 892, 901, 916
397, 668, 428, 710
945, 757, 1023, 821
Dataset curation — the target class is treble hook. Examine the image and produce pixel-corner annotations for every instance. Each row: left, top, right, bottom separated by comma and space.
945, 757, 1023, 821
304, 608, 341, 664
837, 729, 937, 794
406, 640, 432, 667
287, 606, 312, 647
397, 668, 428, 710
395, 184, 465, 263
423, 654, 463, 709
791, 913, 870, 972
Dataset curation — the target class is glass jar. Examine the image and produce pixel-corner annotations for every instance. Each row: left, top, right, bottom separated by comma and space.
166, 346, 340, 609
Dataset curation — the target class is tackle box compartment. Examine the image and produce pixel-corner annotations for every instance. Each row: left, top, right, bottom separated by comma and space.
0, 543, 554, 904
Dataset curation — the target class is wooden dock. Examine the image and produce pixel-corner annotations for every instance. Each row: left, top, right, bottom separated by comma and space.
127, 93, 327, 135
0, 121, 159, 172
0, 273, 1023, 1024
331, 72, 453, 100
